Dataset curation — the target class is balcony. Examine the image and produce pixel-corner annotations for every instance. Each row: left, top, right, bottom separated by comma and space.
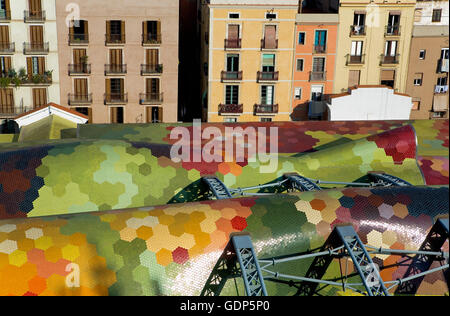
23, 42, 49, 55
142, 34, 161, 46
0, 42, 14, 54
261, 39, 278, 50
385, 25, 401, 37
68, 93, 93, 106
309, 71, 326, 82
105, 33, 125, 45
0, 106, 31, 118
254, 104, 278, 115
221, 71, 242, 82
24, 10, 46, 23
257, 71, 279, 82
139, 93, 164, 104
69, 33, 89, 45
21, 73, 53, 85
313, 45, 327, 54
218, 104, 243, 115
346, 54, 365, 65
105, 64, 127, 75
68, 64, 91, 75
350, 25, 366, 36
0, 10, 11, 21
104, 93, 128, 105
140, 64, 163, 75
434, 85, 449, 94
380, 54, 400, 65
438, 59, 449, 73
224, 38, 241, 49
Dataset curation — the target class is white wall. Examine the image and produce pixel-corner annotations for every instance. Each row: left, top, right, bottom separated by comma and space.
5, 0, 60, 109
327, 87, 413, 121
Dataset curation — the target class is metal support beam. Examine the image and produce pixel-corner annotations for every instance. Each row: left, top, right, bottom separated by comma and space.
202, 176, 232, 200
284, 173, 321, 192
368, 172, 412, 187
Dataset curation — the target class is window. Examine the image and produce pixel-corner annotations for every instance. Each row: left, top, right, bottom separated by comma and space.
441, 48, 449, 60
419, 50, 426, 60
261, 118, 272, 122
437, 76, 447, 86
412, 101, 420, 110
314, 30, 327, 52
229, 13, 240, 19
261, 85, 274, 105
385, 41, 398, 56
432, 9, 442, 22
266, 13, 277, 20
353, 13, 366, 26
298, 32, 305, 45
413, 73, 423, 86
225, 85, 239, 105
262, 54, 275, 72
224, 117, 237, 123
348, 70, 360, 87
226, 54, 239, 72
351, 41, 363, 56
296, 59, 304, 71
294, 87, 302, 100
111, 107, 124, 123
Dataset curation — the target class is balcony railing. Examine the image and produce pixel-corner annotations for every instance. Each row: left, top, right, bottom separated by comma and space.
261, 39, 278, 50
68, 64, 91, 75
309, 71, 326, 81
0, 106, 32, 117
142, 34, 161, 45
139, 93, 164, 104
254, 104, 279, 114
0, 10, 11, 21
68, 93, 93, 105
434, 85, 449, 94
438, 59, 449, 73
105, 33, 126, 45
0, 42, 14, 54
380, 54, 400, 65
105, 64, 127, 75
69, 33, 89, 45
24, 10, 46, 22
104, 93, 128, 105
23, 42, 49, 54
350, 25, 366, 36
313, 45, 327, 54
385, 25, 401, 36
346, 54, 365, 65
22, 73, 52, 85
224, 38, 241, 49
218, 104, 243, 114
257, 71, 279, 82
221, 71, 242, 81
140, 64, 163, 75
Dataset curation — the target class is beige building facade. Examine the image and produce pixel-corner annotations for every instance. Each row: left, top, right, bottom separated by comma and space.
55, 0, 179, 124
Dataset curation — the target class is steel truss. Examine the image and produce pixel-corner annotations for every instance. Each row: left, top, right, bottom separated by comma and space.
201, 218, 449, 296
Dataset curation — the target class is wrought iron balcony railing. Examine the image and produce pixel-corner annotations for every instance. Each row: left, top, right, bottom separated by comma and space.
0, 10, 11, 21
385, 25, 401, 36
140, 64, 163, 75
69, 33, 89, 45
221, 71, 242, 81
313, 45, 327, 54
380, 54, 400, 65
309, 71, 326, 81
257, 71, 279, 82
346, 54, 365, 65
254, 104, 279, 114
105, 33, 125, 45
0, 42, 14, 54
68, 93, 93, 105
261, 39, 278, 50
139, 93, 164, 104
350, 25, 366, 36
23, 42, 49, 54
224, 38, 241, 49
68, 64, 91, 75
24, 10, 46, 22
104, 93, 128, 104
218, 104, 243, 114
142, 34, 161, 45
0, 106, 32, 117
104, 64, 127, 75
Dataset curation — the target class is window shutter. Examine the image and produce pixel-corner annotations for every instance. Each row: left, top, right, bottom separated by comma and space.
156, 21, 161, 38
105, 79, 111, 98
0, 26, 9, 43
5, 0, 10, 12
143, 21, 148, 40
121, 21, 125, 42
264, 25, 276, 46
84, 20, 89, 37
26, 57, 33, 77
38, 57, 45, 74
106, 21, 111, 39
348, 70, 360, 87
158, 107, 163, 122
228, 25, 239, 39
380, 70, 395, 81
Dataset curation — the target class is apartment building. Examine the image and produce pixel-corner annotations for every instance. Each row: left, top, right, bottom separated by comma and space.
55, 0, 179, 124
406, 0, 449, 119
291, 11, 338, 121
334, 0, 416, 94
0, 0, 60, 121
200, 0, 298, 123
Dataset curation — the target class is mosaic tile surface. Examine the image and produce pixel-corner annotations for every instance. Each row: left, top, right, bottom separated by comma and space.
0, 186, 447, 296
0, 125, 431, 219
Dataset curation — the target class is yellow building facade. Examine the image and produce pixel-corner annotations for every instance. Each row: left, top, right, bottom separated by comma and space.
201, 0, 299, 123
334, 0, 416, 94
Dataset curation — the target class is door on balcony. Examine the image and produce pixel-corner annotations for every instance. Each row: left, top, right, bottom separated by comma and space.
32, 88, 47, 108
387, 13, 400, 34
73, 49, 87, 73
0, 56, 11, 77
261, 85, 274, 106
26, 56, 44, 77
312, 57, 325, 81
30, 25, 43, 46
146, 107, 163, 123
109, 49, 122, 66
353, 13, 365, 27
348, 70, 360, 88
350, 41, 363, 63
110, 107, 124, 123
75, 107, 92, 123
146, 78, 160, 102
314, 30, 327, 53
0, 88, 14, 113
380, 69, 395, 88
70, 20, 88, 42
146, 49, 159, 72
0, 25, 9, 50
106, 78, 124, 102
227, 24, 239, 48
263, 25, 276, 49
311, 85, 323, 101
262, 54, 275, 79
225, 85, 239, 105
107, 20, 124, 43
28, 0, 42, 16
384, 41, 397, 63
74, 78, 88, 102
143, 21, 161, 43
226, 54, 239, 79
0, 0, 10, 11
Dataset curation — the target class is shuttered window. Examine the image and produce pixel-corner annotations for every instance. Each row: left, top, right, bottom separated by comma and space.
109, 49, 123, 65
73, 48, 86, 64
26, 57, 45, 75
228, 25, 239, 39
296, 59, 304, 71
146, 49, 159, 65
312, 57, 325, 72
146, 78, 160, 94
147, 107, 163, 123
74, 78, 88, 95
264, 25, 276, 47
110, 107, 124, 123
225, 85, 238, 105
0, 56, 11, 76
348, 70, 360, 87
0, 88, 14, 109
0, 25, 9, 44
32, 88, 47, 108
261, 85, 274, 105
351, 41, 363, 56
262, 54, 275, 72
30, 25, 44, 44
